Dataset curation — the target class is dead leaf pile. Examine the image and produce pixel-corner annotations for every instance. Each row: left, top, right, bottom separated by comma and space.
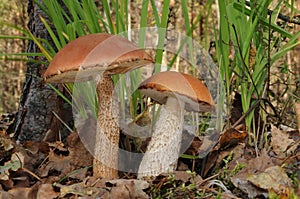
0, 116, 299, 198
53, 177, 149, 198
271, 124, 298, 157
226, 126, 300, 198
38, 132, 93, 180
0, 132, 94, 198
188, 124, 299, 198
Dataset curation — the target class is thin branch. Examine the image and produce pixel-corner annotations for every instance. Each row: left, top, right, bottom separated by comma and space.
245, 1, 300, 25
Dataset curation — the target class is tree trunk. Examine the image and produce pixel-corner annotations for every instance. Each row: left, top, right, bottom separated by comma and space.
9, 0, 70, 142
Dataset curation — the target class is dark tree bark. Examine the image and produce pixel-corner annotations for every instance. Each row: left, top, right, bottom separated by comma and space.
9, 0, 71, 142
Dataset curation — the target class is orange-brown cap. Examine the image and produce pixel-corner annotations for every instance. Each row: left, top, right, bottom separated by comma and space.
139, 71, 215, 112
43, 33, 153, 83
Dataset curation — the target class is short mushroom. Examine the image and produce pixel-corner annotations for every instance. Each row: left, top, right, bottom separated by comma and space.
43, 33, 153, 179
137, 71, 214, 178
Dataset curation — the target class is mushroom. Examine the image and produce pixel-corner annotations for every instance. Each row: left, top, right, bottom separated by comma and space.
43, 33, 153, 179
137, 71, 214, 178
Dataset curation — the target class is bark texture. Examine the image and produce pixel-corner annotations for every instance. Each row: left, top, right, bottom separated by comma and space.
9, 1, 69, 142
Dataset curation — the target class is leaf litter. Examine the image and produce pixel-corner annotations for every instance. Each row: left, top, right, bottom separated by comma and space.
0, 113, 299, 198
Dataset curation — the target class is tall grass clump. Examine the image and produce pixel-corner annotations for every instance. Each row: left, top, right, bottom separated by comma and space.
215, 0, 300, 151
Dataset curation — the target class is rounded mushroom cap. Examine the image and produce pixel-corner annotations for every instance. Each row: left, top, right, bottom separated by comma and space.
43, 33, 154, 83
138, 71, 215, 112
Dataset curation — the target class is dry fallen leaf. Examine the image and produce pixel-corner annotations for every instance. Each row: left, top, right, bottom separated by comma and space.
0, 191, 14, 199
0, 133, 15, 180
0, 134, 14, 152
197, 130, 220, 158
103, 179, 149, 199
38, 132, 93, 178
0, 152, 24, 180
231, 149, 274, 198
5, 182, 39, 199
270, 125, 296, 156
218, 128, 247, 150
295, 102, 300, 133
55, 181, 106, 198
36, 183, 59, 199
54, 178, 149, 199
38, 149, 72, 177
160, 171, 202, 184
247, 166, 292, 194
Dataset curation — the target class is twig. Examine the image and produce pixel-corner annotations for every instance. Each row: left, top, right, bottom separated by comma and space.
231, 99, 261, 129
232, 23, 259, 98
22, 167, 41, 181
199, 185, 240, 199
281, 153, 300, 165
52, 111, 73, 133
196, 173, 219, 186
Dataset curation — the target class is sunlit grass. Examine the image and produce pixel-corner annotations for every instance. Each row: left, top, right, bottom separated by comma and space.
1, 0, 299, 154
214, 0, 300, 149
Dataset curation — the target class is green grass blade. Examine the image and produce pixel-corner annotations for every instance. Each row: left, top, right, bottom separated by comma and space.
40, 16, 62, 50
181, 0, 191, 37
216, 0, 230, 96
41, 1, 67, 46
232, 2, 293, 38
48, 84, 72, 105
149, 0, 161, 26
102, 0, 115, 34
271, 32, 300, 64
0, 52, 44, 57
154, 0, 170, 73
82, 0, 103, 33
0, 35, 31, 40
26, 28, 52, 61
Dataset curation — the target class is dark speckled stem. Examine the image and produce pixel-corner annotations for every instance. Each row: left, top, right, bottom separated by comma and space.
93, 74, 119, 179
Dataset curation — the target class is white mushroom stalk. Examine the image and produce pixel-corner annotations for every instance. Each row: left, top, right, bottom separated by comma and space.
137, 71, 215, 178
138, 96, 184, 178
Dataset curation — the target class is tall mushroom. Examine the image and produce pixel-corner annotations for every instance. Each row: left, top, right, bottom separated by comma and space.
137, 71, 214, 178
43, 33, 153, 179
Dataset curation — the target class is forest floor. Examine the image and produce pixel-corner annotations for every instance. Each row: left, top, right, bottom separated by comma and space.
1, 0, 300, 198
0, 108, 299, 199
